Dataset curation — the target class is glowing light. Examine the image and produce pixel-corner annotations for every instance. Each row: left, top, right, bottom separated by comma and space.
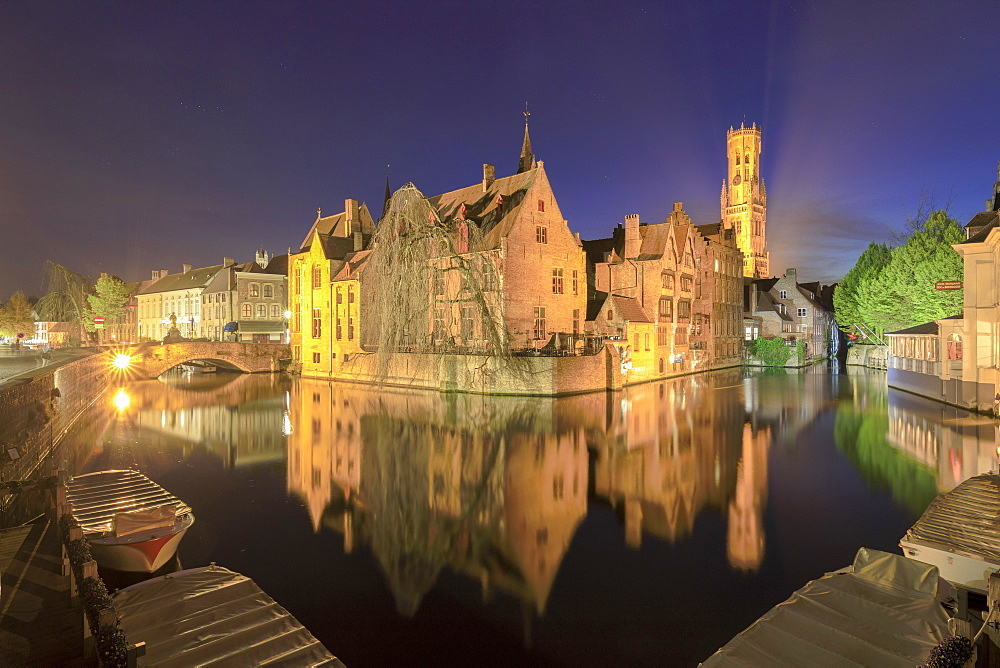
283, 310, 292, 319
282, 411, 294, 436
113, 389, 131, 411
112, 354, 132, 370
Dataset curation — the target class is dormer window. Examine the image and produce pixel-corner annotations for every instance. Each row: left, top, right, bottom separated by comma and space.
779, 290, 787, 299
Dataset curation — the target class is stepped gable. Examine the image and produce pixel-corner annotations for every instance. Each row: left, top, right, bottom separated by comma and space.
427, 168, 537, 249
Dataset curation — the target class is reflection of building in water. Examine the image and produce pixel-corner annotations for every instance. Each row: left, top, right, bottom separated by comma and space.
286, 379, 588, 618
727, 422, 770, 570
886, 391, 1000, 491
591, 369, 767, 571
125, 375, 287, 467
743, 367, 833, 447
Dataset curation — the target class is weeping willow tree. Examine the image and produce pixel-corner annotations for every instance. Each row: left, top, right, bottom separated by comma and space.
365, 183, 526, 383
34, 261, 91, 343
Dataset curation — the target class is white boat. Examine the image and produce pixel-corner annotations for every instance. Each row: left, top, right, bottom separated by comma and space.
900, 474, 1000, 593
702, 548, 955, 666
113, 564, 344, 666
67, 469, 195, 573
180, 361, 217, 373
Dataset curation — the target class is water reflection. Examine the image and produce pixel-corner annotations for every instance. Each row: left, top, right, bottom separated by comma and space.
55, 366, 1000, 664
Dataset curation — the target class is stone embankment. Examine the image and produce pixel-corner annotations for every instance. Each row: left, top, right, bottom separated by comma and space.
846, 344, 888, 369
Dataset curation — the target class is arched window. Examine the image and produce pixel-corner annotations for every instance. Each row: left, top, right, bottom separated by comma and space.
249, 283, 260, 297
263, 284, 273, 298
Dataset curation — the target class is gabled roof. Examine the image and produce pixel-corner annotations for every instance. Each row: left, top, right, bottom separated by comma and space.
427, 168, 538, 249
756, 292, 792, 321
299, 203, 375, 252
963, 211, 1000, 244
586, 290, 609, 321
330, 250, 372, 281
263, 254, 288, 275
887, 321, 939, 336
610, 295, 652, 323
140, 265, 223, 295
636, 222, 673, 261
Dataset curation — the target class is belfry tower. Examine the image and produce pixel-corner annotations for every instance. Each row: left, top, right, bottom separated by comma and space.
721, 122, 768, 278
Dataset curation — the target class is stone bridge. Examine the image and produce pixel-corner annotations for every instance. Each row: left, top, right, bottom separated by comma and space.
115, 341, 289, 379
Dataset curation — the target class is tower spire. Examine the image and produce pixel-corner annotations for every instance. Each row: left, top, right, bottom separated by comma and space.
383, 164, 391, 216
517, 102, 534, 174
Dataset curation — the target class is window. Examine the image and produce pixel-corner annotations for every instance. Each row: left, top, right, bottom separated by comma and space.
263, 284, 273, 298
552, 268, 564, 294
347, 309, 354, 340
294, 306, 301, 333
533, 307, 546, 339
312, 352, 321, 364
536, 225, 547, 244
658, 297, 672, 321
677, 300, 691, 320
779, 290, 787, 299
572, 309, 580, 336
797, 308, 807, 317
256, 304, 266, 317
348, 287, 355, 303
680, 275, 692, 291
336, 289, 343, 304
658, 327, 669, 345
537, 199, 545, 212
572, 269, 578, 295
312, 308, 322, 338
645, 333, 650, 351
249, 283, 259, 297
272, 304, 280, 317
483, 266, 498, 292
312, 265, 322, 288
661, 272, 674, 289
293, 345, 300, 361
607, 310, 613, 321
242, 303, 252, 318
461, 307, 474, 340
221, 293, 226, 302
433, 275, 445, 296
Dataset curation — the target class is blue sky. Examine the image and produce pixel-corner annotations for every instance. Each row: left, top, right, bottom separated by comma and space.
2, 0, 998, 299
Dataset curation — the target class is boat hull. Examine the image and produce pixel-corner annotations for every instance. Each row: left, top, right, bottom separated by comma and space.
900, 538, 1000, 593
88, 516, 193, 572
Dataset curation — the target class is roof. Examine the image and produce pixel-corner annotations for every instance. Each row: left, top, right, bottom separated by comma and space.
610, 295, 652, 323
905, 474, 1000, 564
427, 167, 539, 248
263, 254, 288, 275
963, 211, 1000, 244
113, 565, 343, 666
299, 202, 375, 251
582, 235, 620, 265
586, 290, 609, 321
886, 321, 939, 335
139, 264, 223, 295
703, 548, 951, 667
636, 222, 673, 260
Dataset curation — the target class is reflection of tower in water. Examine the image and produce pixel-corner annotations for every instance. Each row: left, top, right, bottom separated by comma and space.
727, 422, 770, 571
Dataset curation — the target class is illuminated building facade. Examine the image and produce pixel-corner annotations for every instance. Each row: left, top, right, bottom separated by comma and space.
202, 250, 289, 342
721, 122, 768, 278
137, 263, 223, 341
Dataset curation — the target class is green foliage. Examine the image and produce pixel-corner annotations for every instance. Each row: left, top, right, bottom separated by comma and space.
835, 211, 963, 337
83, 275, 130, 333
748, 337, 793, 366
0, 290, 35, 338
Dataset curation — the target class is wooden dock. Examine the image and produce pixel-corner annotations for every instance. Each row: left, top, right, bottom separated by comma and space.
0, 519, 88, 666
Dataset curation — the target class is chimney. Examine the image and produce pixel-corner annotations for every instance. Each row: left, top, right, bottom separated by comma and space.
624, 214, 641, 259
482, 164, 495, 192
182, 263, 192, 274
160, 269, 169, 279
786, 268, 797, 282
224, 257, 234, 267
152, 270, 160, 280
344, 198, 359, 237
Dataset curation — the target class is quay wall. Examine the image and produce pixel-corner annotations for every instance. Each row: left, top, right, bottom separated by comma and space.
0, 353, 114, 484
847, 344, 888, 369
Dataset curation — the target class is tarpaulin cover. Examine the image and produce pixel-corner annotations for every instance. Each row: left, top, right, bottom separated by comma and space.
113, 565, 343, 667
904, 474, 1000, 562
67, 469, 192, 536
700, 548, 951, 667
114, 505, 176, 537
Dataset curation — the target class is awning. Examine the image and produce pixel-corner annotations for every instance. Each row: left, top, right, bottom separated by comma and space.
222, 322, 238, 332
237, 321, 284, 334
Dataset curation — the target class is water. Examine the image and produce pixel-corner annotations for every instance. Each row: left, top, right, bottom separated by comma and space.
52, 365, 1000, 666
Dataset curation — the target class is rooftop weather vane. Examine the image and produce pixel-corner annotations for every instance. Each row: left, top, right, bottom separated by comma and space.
524, 101, 530, 125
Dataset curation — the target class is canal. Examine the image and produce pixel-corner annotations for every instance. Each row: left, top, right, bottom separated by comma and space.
49, 365, 999, 666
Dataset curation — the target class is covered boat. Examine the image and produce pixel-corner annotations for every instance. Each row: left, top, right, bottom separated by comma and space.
67, 469, 194, 572
901, 473, 1000, 593
113, 564, 344, 666
701, 548, 954, 666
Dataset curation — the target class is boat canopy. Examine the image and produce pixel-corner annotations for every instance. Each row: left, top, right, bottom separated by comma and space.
905, 474, 1000, 562
113, 565, 343, 667
701, 548, 952, 667
67, 470, 192, 535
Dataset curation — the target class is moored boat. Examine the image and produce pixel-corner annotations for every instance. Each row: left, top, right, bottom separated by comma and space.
900, 474, 1000, 593
67, 469, 195, 572
112, 564, 344, 666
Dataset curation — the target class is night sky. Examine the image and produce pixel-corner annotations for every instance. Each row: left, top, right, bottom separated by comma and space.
2, 0, 998, 301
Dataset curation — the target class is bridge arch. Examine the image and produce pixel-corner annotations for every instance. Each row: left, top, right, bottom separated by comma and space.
117, 342, 288, 380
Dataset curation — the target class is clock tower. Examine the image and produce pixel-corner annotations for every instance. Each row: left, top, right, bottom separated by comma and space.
721, 122, 768, 278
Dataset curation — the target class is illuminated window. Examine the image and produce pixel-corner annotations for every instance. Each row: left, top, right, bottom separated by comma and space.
312, 308, 321, 338
533, 307, 546, 339
242, 303, 252, 318
537, 199, 545, 212
249, 283, 259, 297
536, 226, 547, 244
263, 284, 273, 298
552, 268, 564, 294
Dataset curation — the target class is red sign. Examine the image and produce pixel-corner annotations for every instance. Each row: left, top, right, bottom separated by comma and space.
935, 281, 963, 291
93, 316, 105, 324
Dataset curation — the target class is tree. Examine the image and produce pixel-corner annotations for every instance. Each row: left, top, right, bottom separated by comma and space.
83, 275, 130, 334
33, 262, 90, 344
0, 291, 36, 339
835, 210, 963, 339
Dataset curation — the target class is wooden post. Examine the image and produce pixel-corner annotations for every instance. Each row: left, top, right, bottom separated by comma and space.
984, 573, 1000, 667
126, 641, 146, 667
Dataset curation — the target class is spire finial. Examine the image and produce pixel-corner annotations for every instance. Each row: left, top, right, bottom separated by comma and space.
383, 164, 391, 216
524, 101, 530, 126
517, 104, 534, 174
